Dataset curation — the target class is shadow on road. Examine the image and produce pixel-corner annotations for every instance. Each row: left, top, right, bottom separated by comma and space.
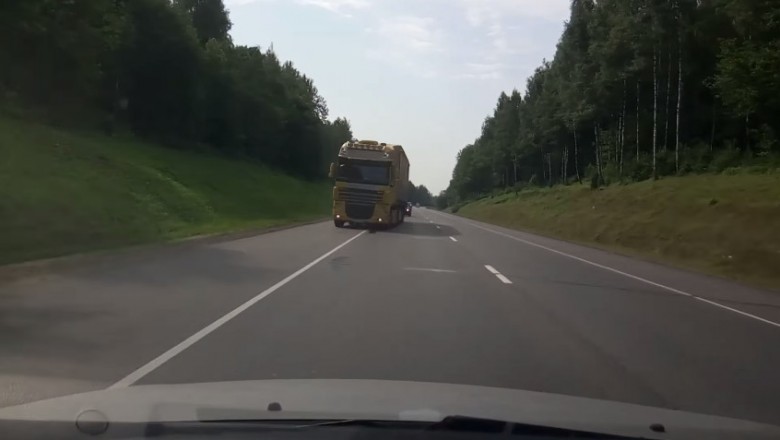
51, 245, 276, 288
0, 297, 111, 386
0, 244, 278, 387
381, 220, 461, 237
0, 302, 106, 356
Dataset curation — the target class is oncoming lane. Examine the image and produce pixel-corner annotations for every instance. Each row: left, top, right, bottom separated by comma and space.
0, 221, 365, 407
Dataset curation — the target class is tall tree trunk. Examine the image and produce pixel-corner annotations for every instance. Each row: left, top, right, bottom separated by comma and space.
539, 143, 545, 184
664, 44, 672, 152
560, 150, 564, 184
561, 146, 568, 185
513, 155, 518, 184
614, 115, 620, 164
710, 102, 717, 151
652, 46, 658, 180
572, 121, 581, 183
607, 115, 613, 164
621, 78, 627, 175
636, 80, 640, 162
675, 24, 683, 173
547, 154, 553, 187
619, 115, 625, 176
594, 124, 602, 185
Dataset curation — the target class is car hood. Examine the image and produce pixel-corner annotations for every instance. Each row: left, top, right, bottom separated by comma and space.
0, 379, 778, 439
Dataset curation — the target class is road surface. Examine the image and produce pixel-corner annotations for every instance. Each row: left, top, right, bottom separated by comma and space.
1, 209, 779, 426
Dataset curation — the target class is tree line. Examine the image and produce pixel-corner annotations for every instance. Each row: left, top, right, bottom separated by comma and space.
442, 0, 780, 205
0, 0, 353, 179
408, 183, 434, 206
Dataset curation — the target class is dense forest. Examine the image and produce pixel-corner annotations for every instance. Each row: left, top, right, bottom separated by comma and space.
441, 0, 780, 206
0, 0, 353, 179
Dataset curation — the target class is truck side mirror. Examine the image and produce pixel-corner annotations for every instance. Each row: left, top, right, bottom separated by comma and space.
328, 163, 336, 178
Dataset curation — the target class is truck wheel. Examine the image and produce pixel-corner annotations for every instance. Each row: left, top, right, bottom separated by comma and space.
334, 220, 345, 228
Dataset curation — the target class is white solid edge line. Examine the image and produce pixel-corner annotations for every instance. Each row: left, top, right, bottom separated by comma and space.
496, 274, 513, 285
484, 265, 499, 275
694, 297, 780, 328
109, 230, 368, 389
450, 236, 458, 242
437, 211, 780, 330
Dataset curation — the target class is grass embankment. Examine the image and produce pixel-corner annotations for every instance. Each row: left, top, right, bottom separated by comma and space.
457, 175, 780, 289
0, 117, 330, 265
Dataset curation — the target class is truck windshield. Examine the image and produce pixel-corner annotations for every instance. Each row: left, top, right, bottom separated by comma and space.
336, 162, 391, 185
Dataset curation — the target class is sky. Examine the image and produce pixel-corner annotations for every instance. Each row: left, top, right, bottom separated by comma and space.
225, 0, 570, 193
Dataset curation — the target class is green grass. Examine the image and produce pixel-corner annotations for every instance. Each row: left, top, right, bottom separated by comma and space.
0, 117, 331, 265
457, 174, 780, 289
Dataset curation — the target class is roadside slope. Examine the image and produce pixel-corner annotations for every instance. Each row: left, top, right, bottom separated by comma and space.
0, 117, 330, 265
456, 174, 780, 289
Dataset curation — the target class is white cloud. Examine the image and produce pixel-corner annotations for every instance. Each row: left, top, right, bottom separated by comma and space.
376, 16, 443, 53
226, 0, 369, 15
460, 0, 569, 24
454, 0, 568, 79
461, 0, 570, 53
461, 0, 567, 55
455, 62, 504, 80
365, 15, 443, 77
297, 0, 369, 15
224, 0, 275, 5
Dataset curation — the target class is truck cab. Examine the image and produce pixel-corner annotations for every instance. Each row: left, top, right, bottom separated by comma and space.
330, 140, 410, 229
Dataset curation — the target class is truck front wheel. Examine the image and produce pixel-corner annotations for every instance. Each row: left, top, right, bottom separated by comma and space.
334, 220, 345, 228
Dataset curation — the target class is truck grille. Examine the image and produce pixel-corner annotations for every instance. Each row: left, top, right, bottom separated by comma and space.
338, 187, 382, 205
346, 204, 375, 220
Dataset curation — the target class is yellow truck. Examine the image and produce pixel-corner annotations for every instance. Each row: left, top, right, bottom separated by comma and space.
329, 140, 410, 229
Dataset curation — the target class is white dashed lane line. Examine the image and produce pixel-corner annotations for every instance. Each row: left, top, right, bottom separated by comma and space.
450, 236, 458, 242
484, 265, 513, 284
403, 267, 457, 274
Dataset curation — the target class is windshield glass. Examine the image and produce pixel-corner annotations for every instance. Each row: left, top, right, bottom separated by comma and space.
4, 0, 780, 436
336, 161, 391, 185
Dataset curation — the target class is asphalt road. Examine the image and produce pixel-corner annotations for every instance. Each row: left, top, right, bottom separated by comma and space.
1, 209, 780, 426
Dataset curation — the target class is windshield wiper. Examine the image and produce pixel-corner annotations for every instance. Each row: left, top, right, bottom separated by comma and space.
146, 418, 429, 435
288, 419, 427, 429
181, 416, 647, 439
430, 416, 647, 439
